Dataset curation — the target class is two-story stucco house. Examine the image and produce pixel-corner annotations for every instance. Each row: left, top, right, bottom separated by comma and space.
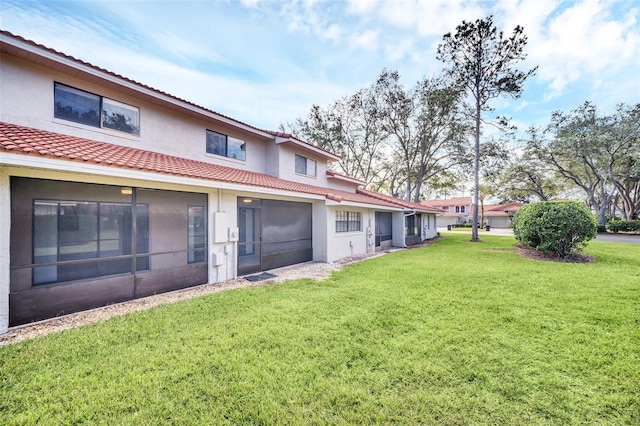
422, 197, 521, 229
421, 197, 473, 227
0, 31, 440, 332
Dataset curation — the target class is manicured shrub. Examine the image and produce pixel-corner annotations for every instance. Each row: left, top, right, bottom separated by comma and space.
607, 219, 640, 234
512, 201, 597, 257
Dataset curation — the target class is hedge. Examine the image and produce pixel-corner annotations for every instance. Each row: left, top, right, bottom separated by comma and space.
607, 219, 640, 234
512, 201, 597, 257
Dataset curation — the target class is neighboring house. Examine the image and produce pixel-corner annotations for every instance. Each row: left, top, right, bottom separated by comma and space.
421, 197, 473, 227
478, 202, 522, 228
421, 197, 521, 229
0, 31, 440, 331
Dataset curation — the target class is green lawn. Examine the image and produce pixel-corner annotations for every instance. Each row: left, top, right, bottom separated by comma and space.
1, 233, 639, 425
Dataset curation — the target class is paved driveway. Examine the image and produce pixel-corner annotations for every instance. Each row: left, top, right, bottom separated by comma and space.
593, 233, 640, 244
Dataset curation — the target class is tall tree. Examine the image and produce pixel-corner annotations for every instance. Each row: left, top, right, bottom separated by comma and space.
528, 102, 638, 226
291, 69, 470, 201
437, 16, 537, 241
288, 83, 389, 185
491, 129, 567, 202
377, 70, 470, 202
607, 103, 640, 219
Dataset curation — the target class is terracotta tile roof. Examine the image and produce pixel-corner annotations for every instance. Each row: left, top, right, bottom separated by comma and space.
0, 122, 411, 210
421, 196, 472, 207
357, 188, 442, 213
484, 202, 522, 212
479, 203, 522, 216
326, 171, 366, 185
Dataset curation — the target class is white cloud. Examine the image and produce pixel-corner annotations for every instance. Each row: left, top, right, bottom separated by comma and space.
346, 0, 377, 14
384, 36, 415, 62
2, 0, 638, 131
349, 29, 379, 51
240, 0, 261, 7
378, 0, 486, 37
530, 0, 640, 98
322, 23, 343, 41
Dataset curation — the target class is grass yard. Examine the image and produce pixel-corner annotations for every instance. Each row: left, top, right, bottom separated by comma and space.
1, 233, 639, 425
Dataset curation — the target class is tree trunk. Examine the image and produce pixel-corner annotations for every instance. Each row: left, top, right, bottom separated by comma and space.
471, 91, 481, 242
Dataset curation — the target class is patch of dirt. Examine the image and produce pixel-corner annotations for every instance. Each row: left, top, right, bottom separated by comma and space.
1, 239, 436, 346
406, 236, 442, 249
515, 243, 595, 263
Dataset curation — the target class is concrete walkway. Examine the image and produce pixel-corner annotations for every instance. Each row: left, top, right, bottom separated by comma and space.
439, 227, 640, 244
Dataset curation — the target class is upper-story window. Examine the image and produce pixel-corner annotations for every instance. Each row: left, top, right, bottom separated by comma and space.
54, 82, 140, 136
206, 130, 246, 161
460, 206, 466, 213
295, 154, 316, 176
455, 206, 460, 213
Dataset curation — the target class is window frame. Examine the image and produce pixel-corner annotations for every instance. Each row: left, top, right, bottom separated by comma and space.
336, 211, 361, 233
295, 154, 317, 177
206, 129, 246, 161
53, 82, 140, 136
187, 205, 207, 264
32, 198, 150, 285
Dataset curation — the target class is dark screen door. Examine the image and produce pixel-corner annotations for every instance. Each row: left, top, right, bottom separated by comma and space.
238, 199, 261, 275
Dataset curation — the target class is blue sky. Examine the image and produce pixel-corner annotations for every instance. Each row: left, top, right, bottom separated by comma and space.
1, 0, 639, 134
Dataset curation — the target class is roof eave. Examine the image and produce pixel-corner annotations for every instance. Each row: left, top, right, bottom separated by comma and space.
0, 31, 275, 141
275, 137, 341, 161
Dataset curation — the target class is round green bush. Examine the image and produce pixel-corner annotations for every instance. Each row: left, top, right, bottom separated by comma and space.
512, 201, 597, 257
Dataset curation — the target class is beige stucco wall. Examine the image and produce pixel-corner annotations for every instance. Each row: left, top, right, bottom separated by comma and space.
326, 178, 361, 192
325, 206, 374, 262
276, 144, 329, 187
0, 55, 270, 174
421, 213, 438, 239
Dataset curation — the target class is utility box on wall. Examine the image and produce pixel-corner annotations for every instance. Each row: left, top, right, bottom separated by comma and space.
213, 211, 227, 243
211, 252, 224, 266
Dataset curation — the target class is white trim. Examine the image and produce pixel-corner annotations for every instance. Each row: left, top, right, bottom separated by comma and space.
0, 153, 328, 201
324, 198, 406, 211
0, 166, 10, 333
275, 137, 341, 161
327, 173, 365, 186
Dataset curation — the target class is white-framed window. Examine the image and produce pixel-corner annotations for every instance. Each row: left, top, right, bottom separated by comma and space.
206, 130, 246, 161
295, 154, 317, 176
336, 211, 361, 233
460, 206, 466, 213
54, 82, 140, 136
